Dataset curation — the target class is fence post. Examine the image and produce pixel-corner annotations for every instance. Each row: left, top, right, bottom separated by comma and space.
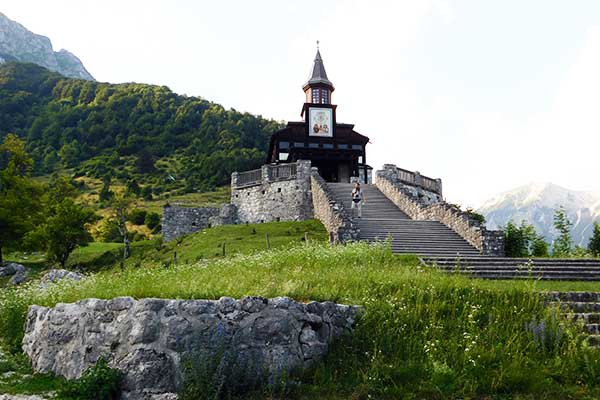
265, 234, 271, 250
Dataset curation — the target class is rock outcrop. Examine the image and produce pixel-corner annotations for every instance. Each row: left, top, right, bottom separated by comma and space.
0, 262, 28, 285
0, 12, 94, 80
39, 269, 84, 288
23, 296, 360, 399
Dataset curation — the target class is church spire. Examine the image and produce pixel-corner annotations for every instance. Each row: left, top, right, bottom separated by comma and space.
303, 43, 334, 92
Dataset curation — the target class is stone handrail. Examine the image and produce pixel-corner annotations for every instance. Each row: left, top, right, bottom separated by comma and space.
383, 164, 443, 195
376, 173, 505, 256
232, 162, 300, 189
310, 169, 359, 243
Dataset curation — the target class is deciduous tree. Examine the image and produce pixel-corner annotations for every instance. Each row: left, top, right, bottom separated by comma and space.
552, 206, 572, 257
0, 134, 43, 264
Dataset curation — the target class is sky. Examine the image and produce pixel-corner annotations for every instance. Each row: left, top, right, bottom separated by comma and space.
3, 0, 600, 208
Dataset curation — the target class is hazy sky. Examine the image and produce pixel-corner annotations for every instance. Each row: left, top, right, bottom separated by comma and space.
3, 1, 600, 207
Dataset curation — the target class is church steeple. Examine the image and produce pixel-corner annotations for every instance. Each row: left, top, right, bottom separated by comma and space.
303, 43, 334, 104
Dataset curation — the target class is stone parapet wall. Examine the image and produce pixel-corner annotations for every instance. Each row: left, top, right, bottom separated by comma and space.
311, 170, 359, 243
231, 160, 314, 224
376, 170, 505, 256
23, 296, 360, 400
162, 204, 237, 242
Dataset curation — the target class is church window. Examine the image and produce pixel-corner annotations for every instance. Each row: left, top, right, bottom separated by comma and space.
352, 144, 363, 150
294, 142, 305, 148
337, 143, 348, 149
312, 88, 320, 103
309, 143, 319, 148
321, 90, 329, 104
279, 141, 289, 149
323, 143, 333, 149
279, 152, 289, 161
358, 156, 363, 163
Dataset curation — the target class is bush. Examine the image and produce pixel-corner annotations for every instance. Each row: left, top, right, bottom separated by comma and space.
97, 218, 122, 243
128, 209, 147, 225
145, 212, 161, 231
57, 358, 122, 400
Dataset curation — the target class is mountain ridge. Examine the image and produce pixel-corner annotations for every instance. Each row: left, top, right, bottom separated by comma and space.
0, 11, 94, 80
478, 182, 600, 247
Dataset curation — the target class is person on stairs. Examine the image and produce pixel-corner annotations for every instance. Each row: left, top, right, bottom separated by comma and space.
351, 182, 366, 218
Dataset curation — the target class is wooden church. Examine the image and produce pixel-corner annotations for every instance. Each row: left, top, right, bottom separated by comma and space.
267, 47, 372, 183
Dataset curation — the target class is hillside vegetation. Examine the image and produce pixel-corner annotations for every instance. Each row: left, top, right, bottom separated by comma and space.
2, 243, 600, 399
0, 62, 282, 193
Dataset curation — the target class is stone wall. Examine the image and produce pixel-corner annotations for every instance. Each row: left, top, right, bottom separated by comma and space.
162, 204, 237, 242
23, 296, 360, 400
311, 170, 359, 243
375, 168, 505, 256
231, 160, 313, 224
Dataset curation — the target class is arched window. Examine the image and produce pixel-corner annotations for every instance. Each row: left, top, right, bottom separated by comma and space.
321, 90, 329, 104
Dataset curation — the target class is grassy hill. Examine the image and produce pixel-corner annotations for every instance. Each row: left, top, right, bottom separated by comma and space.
2, 242, 600, 399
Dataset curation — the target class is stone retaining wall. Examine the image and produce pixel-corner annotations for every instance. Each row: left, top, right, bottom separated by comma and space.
162, 204, 237, 242
23, 296, 360, 400
376, 168, 505, 256
231, 160, 314, 224
311, 170, 359, 243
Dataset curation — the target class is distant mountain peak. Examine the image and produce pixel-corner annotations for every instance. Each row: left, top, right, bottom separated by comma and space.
0, 12, 94, 80
478, 182, 600, 246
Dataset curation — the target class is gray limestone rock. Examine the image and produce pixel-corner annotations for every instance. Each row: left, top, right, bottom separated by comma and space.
23, 296, 360, 399
3, 263, 27, 285
0, 12, 94, 80
39, 269, 84, 288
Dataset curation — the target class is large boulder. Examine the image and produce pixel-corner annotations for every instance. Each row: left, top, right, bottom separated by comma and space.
39, 269, 84, 288
22, 296, 360, 399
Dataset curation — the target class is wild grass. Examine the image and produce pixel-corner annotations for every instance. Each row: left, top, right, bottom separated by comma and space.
1, 242, 600, 398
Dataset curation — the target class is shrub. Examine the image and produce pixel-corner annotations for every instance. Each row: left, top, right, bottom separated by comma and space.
145, 212, 161, 231
128, 209, 147, 225
57, 358, 122, 400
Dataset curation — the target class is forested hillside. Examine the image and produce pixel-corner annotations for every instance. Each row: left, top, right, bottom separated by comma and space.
0, 62, 282, 193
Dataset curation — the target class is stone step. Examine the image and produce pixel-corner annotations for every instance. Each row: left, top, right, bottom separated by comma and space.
546, 292, 600, 303
567, 313, 600, 323
588, 335, 600, 347
435, 265, 600, 272
547, 302, 600, 313
427, 257, 600, 264
585, 324, 600, 334
454, 273, 600, 281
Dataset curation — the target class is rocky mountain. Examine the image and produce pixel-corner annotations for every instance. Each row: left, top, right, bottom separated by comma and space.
478, 182, 600, 246
0, 11, 93, 80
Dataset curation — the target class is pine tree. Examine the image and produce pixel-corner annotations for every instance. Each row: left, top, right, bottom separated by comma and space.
531, 235, 549, 257
552, 206, 573, 257
588, 221, 600, 257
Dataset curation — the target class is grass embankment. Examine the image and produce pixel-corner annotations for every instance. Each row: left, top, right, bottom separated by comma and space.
5, 219, 327, 275
2, 242, 600, 399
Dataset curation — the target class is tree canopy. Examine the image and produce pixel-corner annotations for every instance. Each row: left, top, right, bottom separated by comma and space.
0, 62, 282, 192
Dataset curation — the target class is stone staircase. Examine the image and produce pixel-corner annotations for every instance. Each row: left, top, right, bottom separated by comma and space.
423, 256, 600, 281
546, 292, 600, 346
325, 182, 600, 281
327, 183, 480, 257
